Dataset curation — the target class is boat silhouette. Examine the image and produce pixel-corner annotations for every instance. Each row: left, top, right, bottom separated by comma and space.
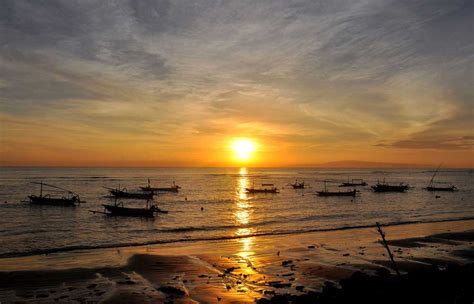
246, 183, 279, 193
104, 186, 154, 200
140, 179, 181, 192
290, 179, 306, 189
26, 182, 81, 206
338, 178, 367, 187
90, 200, 167, 218
424, 165, 457, 192
316, 181, 357, 197
371, 179, 410, 192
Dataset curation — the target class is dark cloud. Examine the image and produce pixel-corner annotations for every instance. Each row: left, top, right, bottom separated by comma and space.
376, 136, 474, 150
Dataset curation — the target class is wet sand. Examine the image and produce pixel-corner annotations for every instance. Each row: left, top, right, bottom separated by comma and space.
0, 219, 473, 303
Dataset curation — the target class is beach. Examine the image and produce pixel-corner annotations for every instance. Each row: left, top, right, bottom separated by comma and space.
1, 219, 473, 303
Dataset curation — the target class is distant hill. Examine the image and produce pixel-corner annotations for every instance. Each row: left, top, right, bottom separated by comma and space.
307, 160, 428, 168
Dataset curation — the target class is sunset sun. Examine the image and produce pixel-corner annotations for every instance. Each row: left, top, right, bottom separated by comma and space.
231, 139, 256, 161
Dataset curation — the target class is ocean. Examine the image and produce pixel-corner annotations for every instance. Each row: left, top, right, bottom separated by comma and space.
0, 167, 472, 258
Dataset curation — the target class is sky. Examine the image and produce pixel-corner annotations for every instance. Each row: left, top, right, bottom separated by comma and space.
0, 0, 473, 167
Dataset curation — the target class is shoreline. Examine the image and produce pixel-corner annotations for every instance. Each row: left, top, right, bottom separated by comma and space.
1, 219, 473, 303
2, 216, 474, 260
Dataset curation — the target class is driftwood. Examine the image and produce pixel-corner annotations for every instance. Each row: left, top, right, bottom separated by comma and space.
376, 222, 400, 276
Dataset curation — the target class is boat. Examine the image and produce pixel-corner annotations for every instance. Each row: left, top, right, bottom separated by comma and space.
26, 182, 81, 206
246, 183, 279, 193
103, 204, 155, 217
338, 178, 367, 187
316, 181, 357, 197
105, 186, 154, 200
91, 200, 167, 218
317, 189, 357, 197
424, 165, 457, 192
140, 179, 181, 192
371, 180, 409, 192
290, 179, 306, 189
425, 185, 457, 192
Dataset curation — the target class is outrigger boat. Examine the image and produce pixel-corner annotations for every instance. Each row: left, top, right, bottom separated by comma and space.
316, 181, 357, 197
338, 178, 367, 187
424, 165, 457, 192
371, 180, 410, 192
246, 183, 279, 194
90, 200, 167, 218
26, 182, 81, 206
140, 179, 181, 193
290, 179, 306, 189
104, 186, 154, 200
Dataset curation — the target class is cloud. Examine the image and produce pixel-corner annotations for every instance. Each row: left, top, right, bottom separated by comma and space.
0, 0, 473, 165
376, 136, 474, 150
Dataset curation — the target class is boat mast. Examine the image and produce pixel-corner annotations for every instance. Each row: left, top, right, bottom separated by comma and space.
429, 164, 442, 187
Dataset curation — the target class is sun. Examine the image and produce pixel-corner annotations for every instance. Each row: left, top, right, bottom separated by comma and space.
231, 139, 256, 161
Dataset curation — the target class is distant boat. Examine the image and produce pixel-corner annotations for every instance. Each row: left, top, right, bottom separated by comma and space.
316, 181, 357, 197
290, 179, 306, 189
371, 180, 409, 192
140, 179, 181, 192
26, 182, 81, 206
246, 183, 279, 193
104, 186, 154, 200
91, 201, 167, 218
424, 165, 457, 192
338, 178, 368, 187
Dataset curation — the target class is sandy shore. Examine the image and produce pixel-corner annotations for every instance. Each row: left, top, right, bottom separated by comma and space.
1, 219, 473, 303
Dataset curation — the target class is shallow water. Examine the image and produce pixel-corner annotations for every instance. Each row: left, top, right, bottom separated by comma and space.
0, 167, 472, 258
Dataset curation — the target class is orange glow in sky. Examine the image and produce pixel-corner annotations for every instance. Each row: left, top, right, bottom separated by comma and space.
0, 1, 472, 168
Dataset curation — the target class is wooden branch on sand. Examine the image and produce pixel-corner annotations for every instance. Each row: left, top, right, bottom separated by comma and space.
376, 222, 400, 276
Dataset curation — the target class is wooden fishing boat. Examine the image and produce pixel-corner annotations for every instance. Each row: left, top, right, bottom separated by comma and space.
371, 181, 409, 192
103, 204, 155, 217
338, 178, 367, 187
105, 187, 154, 200
91, 201, 167, 218
290, 179, 306, 189
26, 182, 81, 206
246, 183, 279, 194
425, 185, 457, 192
140, 179, 181, 192
424, 165, 457, 192
316, 181, 357, 197
317, 189, 357, 197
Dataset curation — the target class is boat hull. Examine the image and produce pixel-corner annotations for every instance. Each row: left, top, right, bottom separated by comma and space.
103, 204, 154, 217
28, 195, 78, 206
425, 186, 457, 192
291, 184, 305, 189
316, 190, 356, 197
245, 188, 279, 194
140, 186, 179, 192
110, 190, 154, 200
371, 185, 408, 192
339, 183, 367, 187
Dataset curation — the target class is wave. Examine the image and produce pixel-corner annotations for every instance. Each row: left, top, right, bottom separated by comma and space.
24, 176, 112, 179
1, 216, 473, 259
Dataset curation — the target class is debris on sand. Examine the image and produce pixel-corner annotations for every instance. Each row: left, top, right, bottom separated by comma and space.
157, 285, 186, 297
281, 260, 293, 267
257, 264, 474, 304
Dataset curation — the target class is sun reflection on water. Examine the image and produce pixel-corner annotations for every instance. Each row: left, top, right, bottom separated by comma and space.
234, 168, 255, 258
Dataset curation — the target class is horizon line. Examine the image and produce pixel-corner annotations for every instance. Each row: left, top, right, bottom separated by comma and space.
1, 165, 472, 169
